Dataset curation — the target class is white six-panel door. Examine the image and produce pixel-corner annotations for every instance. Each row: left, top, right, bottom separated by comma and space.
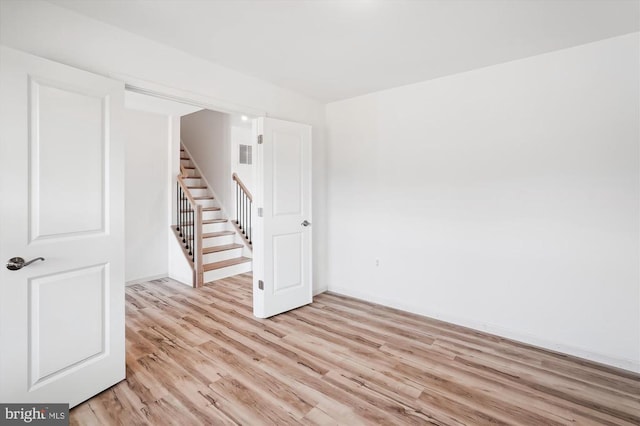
253, 117, 312, 318
0, 47, 125, 407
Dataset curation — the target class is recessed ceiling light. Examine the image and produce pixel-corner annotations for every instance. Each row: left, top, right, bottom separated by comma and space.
241, 115, 248, 121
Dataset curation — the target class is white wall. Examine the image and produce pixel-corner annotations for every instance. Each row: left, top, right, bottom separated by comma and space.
124, 109, 169, 282
231, 125, 255, 194
181, 110, 234, 215
326, 33, 640, 372
0, 0, 328, 293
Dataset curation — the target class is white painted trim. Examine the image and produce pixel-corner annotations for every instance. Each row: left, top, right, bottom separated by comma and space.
119, 74, 266, 117
328, 285, 640, 374
126, 274, 168, 286
313, 287, 328, 296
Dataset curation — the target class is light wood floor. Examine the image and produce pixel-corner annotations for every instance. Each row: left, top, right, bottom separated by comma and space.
70, 274, 640, 425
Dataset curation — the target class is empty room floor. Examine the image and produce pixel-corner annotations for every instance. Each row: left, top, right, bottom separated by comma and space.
70, 274, 639, 425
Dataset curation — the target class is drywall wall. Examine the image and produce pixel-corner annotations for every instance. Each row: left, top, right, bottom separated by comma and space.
326, 33, 640, 372
0, 0, 327, 293
181, 110, 234, 215
124, 109, 169, 282
231, 125, 255, 194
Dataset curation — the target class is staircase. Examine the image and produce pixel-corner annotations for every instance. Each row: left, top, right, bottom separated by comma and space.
175, 145, 252, 287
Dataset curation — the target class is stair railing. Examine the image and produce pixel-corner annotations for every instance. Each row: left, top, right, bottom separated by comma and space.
232, 173, 252, 246
176, 168, 203, 287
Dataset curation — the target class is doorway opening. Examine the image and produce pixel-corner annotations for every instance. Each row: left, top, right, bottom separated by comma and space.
123, 90, 256, 290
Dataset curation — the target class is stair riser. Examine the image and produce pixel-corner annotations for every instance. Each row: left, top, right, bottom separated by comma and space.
203, 248, 243, 264
202, 234, 236, 247
203, 261, 252, 283
180, 159, 192, 167
188, 188, 209, 197
202, 210, 223, 221
196, 199, 217, 208
183, 178, 202, 186
203, 222, 227, 233
175, 222, 226, 234
185, 169, 199, 178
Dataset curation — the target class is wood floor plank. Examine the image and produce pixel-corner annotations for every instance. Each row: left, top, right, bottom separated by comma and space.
71, 273, 640, 425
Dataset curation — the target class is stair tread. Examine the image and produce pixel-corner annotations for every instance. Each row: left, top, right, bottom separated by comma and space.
203, 230, 235, 238
203, 243, 244, 254
204, 257, 252, 271
180, 207, 220, 212
184, 166, 195, 169
188, 185, 207, 189
180, 219, 228, 226
193, 196, 214, 200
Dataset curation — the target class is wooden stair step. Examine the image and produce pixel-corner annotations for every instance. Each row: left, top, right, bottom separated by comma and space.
187, 185, 207, 189
202, 230, 235, 238
203, 257, 252, 271
193, 196, 214, 200
180, 207, 220, 212
203, 243, 244, 254
184, 166, 195, 169
204, 219, 227, 224
180, 219, 227, 226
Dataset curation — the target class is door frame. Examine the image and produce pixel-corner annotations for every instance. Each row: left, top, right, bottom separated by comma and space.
121, 75, 266, 118
122, 76, 269, 293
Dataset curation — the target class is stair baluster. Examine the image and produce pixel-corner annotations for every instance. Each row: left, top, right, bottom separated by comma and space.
232, 173, 252, 245
176, 171, 203, 287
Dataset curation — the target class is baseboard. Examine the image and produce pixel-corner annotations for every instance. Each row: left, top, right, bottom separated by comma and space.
327, 285, 640, 374
126, 274, 168, 286
313, 286, 328, 296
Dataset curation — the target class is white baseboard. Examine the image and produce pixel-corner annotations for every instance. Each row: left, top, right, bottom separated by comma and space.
313, 286, 328, 296
327, 285, 640, 374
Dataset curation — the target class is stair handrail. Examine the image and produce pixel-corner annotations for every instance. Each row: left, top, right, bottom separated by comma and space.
232, 173, 253, 246
232, 173, 253, 201
176, 174, 204, 287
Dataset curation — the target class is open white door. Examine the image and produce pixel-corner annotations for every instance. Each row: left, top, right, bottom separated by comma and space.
0, 47, 125, 407
253, 117, 312, 318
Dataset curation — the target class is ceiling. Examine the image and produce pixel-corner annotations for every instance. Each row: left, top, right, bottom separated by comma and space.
50, 0, 639, 103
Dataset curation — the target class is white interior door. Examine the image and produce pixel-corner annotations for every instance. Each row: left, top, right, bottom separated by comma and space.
0, 47, 125, 407
253, 117, 312, 318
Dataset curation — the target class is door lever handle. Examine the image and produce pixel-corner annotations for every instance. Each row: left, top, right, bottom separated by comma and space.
6, 257, 45, 271
301, 220, 311, 227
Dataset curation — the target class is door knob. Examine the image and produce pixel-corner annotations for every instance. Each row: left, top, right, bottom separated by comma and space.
301, 220, 311, 227
6, 257, 45, 271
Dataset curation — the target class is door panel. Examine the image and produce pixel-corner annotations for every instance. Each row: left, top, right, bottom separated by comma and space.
273, 233, 303, 293
272, 131, 302, 216
0, 47, 125, 407
31, 78, 107, 239
253, 117, 312, 318
31, 264, 107, 387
